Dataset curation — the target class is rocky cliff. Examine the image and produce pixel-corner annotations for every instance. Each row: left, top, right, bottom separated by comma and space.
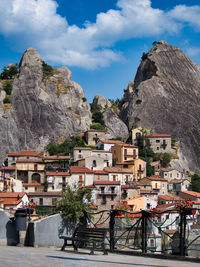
120, 40, 200, 172
0, 48, 92, 161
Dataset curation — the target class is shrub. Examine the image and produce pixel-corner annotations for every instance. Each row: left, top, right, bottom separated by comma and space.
82, 97, 87, 102
42, 61, 53, 78
90, 123, 106, 131
160, 153, 171, 167
141, 52, 148, 61
189, 173, 200, 192
0, 64, 18, 80
3, 97, 11, 104
3, 81, 13, 95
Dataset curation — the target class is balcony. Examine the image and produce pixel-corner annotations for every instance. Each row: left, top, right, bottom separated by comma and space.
98, 191, 117, 196
138, 168, 144, 173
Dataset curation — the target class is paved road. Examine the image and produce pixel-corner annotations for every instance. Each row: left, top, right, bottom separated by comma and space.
0, 246, 199, 267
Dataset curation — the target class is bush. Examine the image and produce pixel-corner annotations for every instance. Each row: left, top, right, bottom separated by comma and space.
42, 61, 53, 78
90, 103, 104, 124
3, 97, 11, 104
160, 153, 171, 167
82, 97, 87, 102
3, 81, 13, 95
171, 139, 177, 147
0, 64, 18, 80
90, 123, 106, 131
141, 52, 148, 61
189, 174, 200, 192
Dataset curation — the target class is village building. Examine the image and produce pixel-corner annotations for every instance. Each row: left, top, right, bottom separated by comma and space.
168, 179, 190, 194
160, 168, 186, 181
16, 158, 45, 184
144, 134, 173, 154
7, 150, 39, 166
0, 192, 29, 210
85, 129, 106, 146
42, 155, 70, 171
23, 183, 44, 193
96, 139, 124, 151
104, 166, 134, 185
124, 196, 157, 211
73, 147, 92, 162
69, 166, 94, 188
150, 161, 161, 176
46, 172, 70, 192
93, 170, 109, 181
28, 192, 62, 208
157, 194, 181, 205
141, 176, 168, 195
179, 191, 200, 201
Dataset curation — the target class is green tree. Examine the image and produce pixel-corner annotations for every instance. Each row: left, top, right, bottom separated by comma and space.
160, 153, 171, 167
90, 122, 106, 131
189, 174, 200, 192
42, 61, 53, 78
3, 81, 13, 95
56, 186, 92, 224
0, 64, 18, 80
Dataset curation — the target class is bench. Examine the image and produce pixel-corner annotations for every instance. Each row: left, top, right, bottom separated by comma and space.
59, 226, 108, 255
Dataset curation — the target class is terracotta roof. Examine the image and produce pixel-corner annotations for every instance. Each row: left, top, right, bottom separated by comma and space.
94, 181, 120, 185
23, 183, 44, 186
158, 195, 180, 201
8, 150, 38, 157
80, 184, 95, 189
169, 179, 185, 184
1, 166, 16, 170
42, 156, 70, 160
3, 199, 22, 205
74, 147, 91, 150
92, 150, 111, 153
103, 167, 132, 173
181, 191, 200, 198
28, 192, 62, 196
145, 176, 168, 182
150, 161, 160, 167
98, 139, 124, 144
145, 134, 171, 138
165, 229, 178, 235
93, 170, 108, 175
70, 166, 93, 174
16, 159, 43, 163
0, 192, 25, 198
46, 172, 70, 176
115, 144, 138, 148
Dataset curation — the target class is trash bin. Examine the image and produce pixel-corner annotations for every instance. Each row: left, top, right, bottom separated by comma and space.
15, 209, 27, 231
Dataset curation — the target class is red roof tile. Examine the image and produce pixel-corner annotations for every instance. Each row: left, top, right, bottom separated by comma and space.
16, 158, 43, 163
8, 150, 38, 157
3, 199, 22, 205
23, 183, 44, 186
181, 191, 200, 198
1, 166, 16, 170
42, 156, 70, 160
145, 134, 171, 138
115, 144, 138, 148
70, 166, 93, 174
103, 167, 132, 173
145, 176, 167, 182
158, 195, 180, 201
46, 172, 70, 176
93, 170, 108, 175
28, 192, 62, 196
94, 181, 120, 185
98, 139, 124, 144
74, 147, 91, 150
0, 192, 25, 198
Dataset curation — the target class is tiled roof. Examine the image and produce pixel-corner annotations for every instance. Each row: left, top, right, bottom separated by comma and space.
23, 183, 44, 186
74, 147, 91, 150
28, 192, 62, 196
0, 192, 25, 198
46, 172, 70, 176
103, 167, 132, 173
94, 181, 120, 185
16, 159, 43, 163
98, 139, 124, 144
42, 156, 70, 160
115, 144, 138, 148
1, 166, 16, 170
169, 179, 185, 184
92, 150, 111, 153
146, 176, 168, 182
3, 199, 22, 205
93, 170, 108, 175
145, 134, 171, 138
80, 184, 95, 189
150, 161, 160, 167
158, 195, 180, 201
181, 191, 200, 198
165, 229, 178, 235
70, 166, 93, 174
8, 150, 38, 157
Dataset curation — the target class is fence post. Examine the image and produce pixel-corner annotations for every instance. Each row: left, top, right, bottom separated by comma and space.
141, 210, 148, 253
109, 210, 116, 251
179, 209, 187, 256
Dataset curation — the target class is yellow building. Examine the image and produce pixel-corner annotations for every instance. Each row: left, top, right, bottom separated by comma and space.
124, 196, 157, 211
132, 127, 151, 145
141, 176, 168, 195
112, 144, 146, 180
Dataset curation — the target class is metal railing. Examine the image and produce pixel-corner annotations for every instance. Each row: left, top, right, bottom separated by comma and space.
84, 207, 200, 257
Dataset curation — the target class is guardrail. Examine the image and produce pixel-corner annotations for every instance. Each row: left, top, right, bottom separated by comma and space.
84, 207, 200, 257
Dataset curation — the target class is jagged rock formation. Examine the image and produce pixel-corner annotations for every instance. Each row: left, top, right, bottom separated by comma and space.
0, 48, 92, 162
120, 40, 200, 172
92, 95, 129, 140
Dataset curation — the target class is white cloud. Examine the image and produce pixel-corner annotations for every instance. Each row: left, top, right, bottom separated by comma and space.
186, 47, 200, 57
0, 0, 199, 69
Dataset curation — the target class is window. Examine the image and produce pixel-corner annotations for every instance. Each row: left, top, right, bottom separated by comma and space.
150, 239, 155, 247
52, 198, 57, 206
34, 164, 37, 171
156, 140, 160, 143
62, 176, 66, 184
111, 187, 115, 194
100, 187, 105, 193
165, 173, 167, 176
102, 196, 106, 204
35, 187, 38, 192
98, 154, 101, 158
124, 157, 127, 160
133, 149, 136, 155
125, 175, 129, 182
111, 205, 114, 209
155, 183, 157, 189
78, 154, 82, 159
79, 150, 81, 153
163, 183, 165, 188
170, 173, 172, 178
177, 173, 179, 178
146, 203, 151, 209
97, 175, 100, 180
12, 156, 15, 161
123, 165, 128, 168
130, 205, 133, 211
107, 162, 109, 167
79, 176, 83, 183
124, 149, 127, 155
25, 186, 28, 190
39, 198, 43, 205
93, 160, 96, 167
113, 175, 116, 181
157, 147, 159, 150
111, 196, 114, 201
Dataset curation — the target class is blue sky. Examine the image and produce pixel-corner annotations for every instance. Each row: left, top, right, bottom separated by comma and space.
0, 0, 200, 102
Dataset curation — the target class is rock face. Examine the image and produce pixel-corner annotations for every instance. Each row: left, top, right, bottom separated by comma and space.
120, 41, 200, 172
0, 48, 92, 161
92, 95, 129, 140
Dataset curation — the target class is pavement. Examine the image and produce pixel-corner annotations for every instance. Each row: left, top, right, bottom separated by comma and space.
0, 246, 200, 267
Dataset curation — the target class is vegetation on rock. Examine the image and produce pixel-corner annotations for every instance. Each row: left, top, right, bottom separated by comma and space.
46, 135, 86, 156
189, 173, 200, 192
3, 81, 13, 95
42, 61, 54, 79
0, 64, 18, 80
3, 97, 11, 104
90, 122, 106, 131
